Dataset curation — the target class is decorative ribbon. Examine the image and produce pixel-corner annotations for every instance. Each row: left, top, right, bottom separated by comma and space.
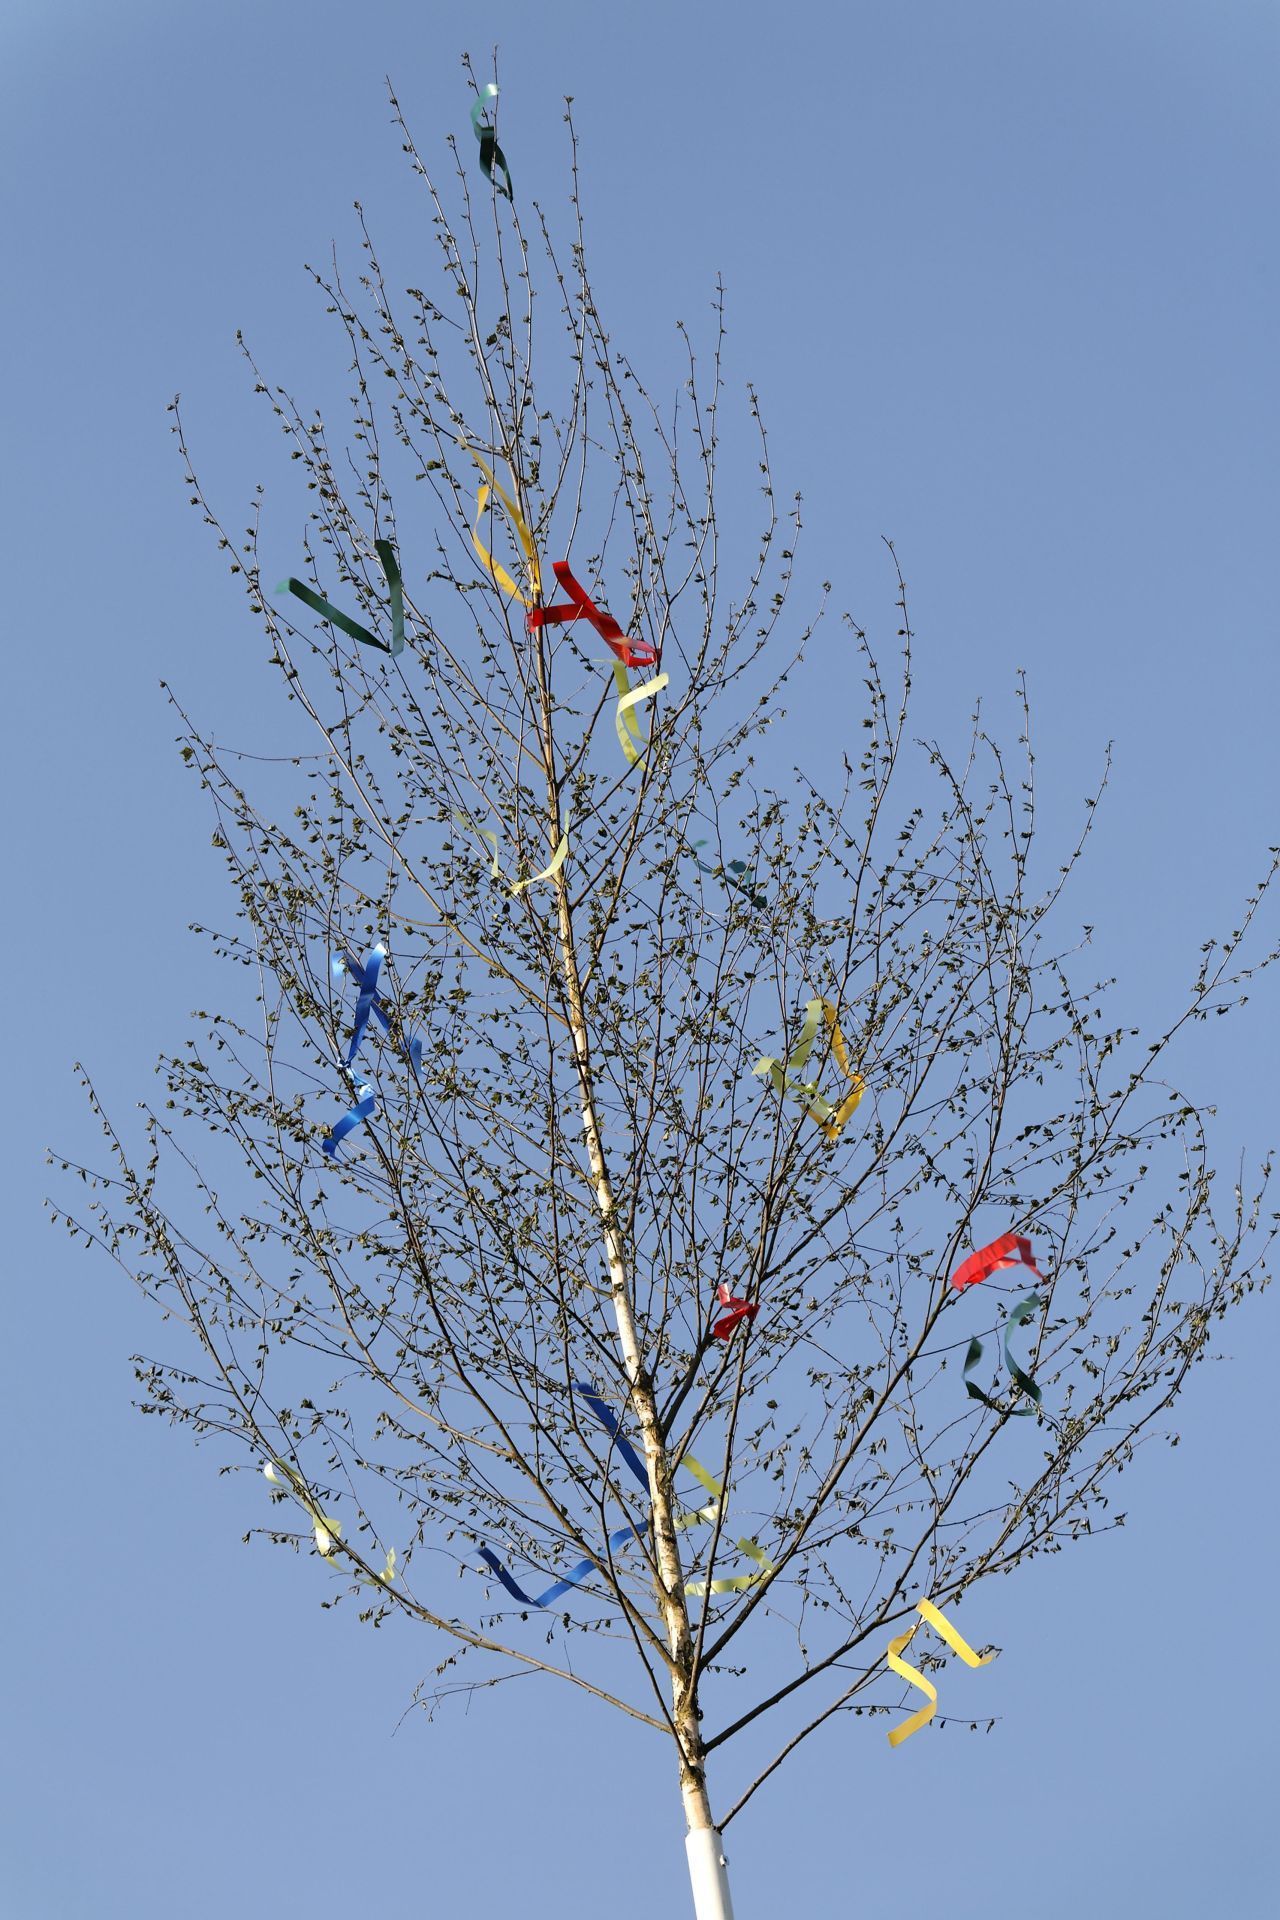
479, 1524, 641, 1610
610, 660, 670, 767
331, 945, 423, 1073
263, 1460, 397, 1584
321, 1082, 375, 1158
573, 1393, 773, 1596
711, 1284, 759, 1341
277, 539, 405, 657
262, 1459, 344, 1557
451, 812, 503, 882
691, 842, 767, 910
950, 1231, 1042, 1293
886, 1597, 993, 1747
963, 1291, 1044, 1415
754, 996, 866, 1142
470, 83, 513, 200
464, 444, 541, 604
478, 1386, 774, 1612
527, 561, 659, 669
509, 830, 569, 896
680, 1447, 776, 1597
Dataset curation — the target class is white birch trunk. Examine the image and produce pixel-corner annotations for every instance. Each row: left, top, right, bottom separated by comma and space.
524, 490, 736, 1919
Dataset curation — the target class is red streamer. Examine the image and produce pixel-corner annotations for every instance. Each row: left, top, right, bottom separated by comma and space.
950, 1232, 1041, 1294
711, 1283, 759, 1341
527, 561, 658, 668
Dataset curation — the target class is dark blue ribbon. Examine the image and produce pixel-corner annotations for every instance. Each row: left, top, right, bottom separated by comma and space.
479, 1383, 651, 1611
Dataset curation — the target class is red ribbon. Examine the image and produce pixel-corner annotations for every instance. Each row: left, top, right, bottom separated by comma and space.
950, 1232, 1042, 1293
526, 561, 658, 668
711, 1283, 759, 1341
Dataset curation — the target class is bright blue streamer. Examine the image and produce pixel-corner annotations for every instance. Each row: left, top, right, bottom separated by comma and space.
331, 946, 424, 1073
478, 1523, 642, 1611
321, 1084, 376, 1158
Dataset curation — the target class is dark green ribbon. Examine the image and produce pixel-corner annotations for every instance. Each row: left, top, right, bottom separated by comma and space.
277, 538, 404, 657
470, 85, 513, 201
963, 1290, 1043, 1415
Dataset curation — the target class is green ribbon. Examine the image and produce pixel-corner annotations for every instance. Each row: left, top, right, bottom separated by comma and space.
277, 538, 405, 657
963, 1290, 1043, 1415
470, 84, 513, 200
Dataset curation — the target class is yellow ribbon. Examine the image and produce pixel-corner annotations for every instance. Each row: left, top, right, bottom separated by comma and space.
464, 444, 542, 605
262, 1459, 344, 1558
609, 660, 670, 767
754, 995, 866, 1142
509, 831, 569, 896
886, 1597, 992, 1747
451, 811, 503, 881
679, 1453, 776, 1597
263, 1460, 397, 1584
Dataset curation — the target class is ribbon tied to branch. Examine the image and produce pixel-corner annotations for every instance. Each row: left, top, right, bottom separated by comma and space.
886, 1597, 994, 1747
754, 996, 866, 1142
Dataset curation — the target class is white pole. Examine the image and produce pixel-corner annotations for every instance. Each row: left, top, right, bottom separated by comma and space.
685, 1826, 736, 1920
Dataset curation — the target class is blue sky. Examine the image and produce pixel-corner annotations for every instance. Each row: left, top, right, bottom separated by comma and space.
4, 2, 1277, 1915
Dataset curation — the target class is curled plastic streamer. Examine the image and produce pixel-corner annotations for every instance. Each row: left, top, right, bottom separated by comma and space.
886, 1596, 993, 1747
470, 83, 513, 200
711, 1283, 759, 1341
950, 1231, 1041, 1293
610, 660, 669, 766
963, 1290, 1044, 1414
277, 539, 405, 657
463, 443, 541, 604
528, 561, 658, 668
754, 996, 865, 1142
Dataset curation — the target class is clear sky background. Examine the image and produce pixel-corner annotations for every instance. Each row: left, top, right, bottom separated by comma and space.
3, 2, 1277, 1915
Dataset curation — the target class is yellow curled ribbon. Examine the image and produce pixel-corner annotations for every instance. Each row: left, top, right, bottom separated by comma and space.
679, 1453, 776, 1597
451, 810, 503, 881
886, 1597, 993, 1747
509, 830, 569, 896
754, 995, 865, 1142
262, 1459, 344, 1558
609, 660, 670, 767
463, 443, 542, 605
263, 1459, 397, 1584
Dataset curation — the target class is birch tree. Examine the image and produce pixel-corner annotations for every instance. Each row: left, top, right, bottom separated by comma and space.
55, 72, 1277, 1920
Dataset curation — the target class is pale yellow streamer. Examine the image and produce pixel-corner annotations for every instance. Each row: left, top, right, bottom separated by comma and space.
463, 444, 542, 605
679, 1453, 776, 1597
609, 660, 670, 767
262, 1460, 397, 1584
886, 1597, 992, 1747
754, 994, 866, 1143
451, 811, 503, 881
509, 832, 569, 896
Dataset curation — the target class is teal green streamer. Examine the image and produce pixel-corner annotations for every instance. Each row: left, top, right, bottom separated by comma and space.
278, 539, 405, 657
963, 1291, 1043, 1415
470, 85, 513, 201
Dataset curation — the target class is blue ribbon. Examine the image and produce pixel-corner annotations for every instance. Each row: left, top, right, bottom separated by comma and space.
478, 1523, 641, 1611
478, 1383, 651, 1611
690, 841, 767, 910
321, 1084, 376, 1159
331, 946, 423, 1073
